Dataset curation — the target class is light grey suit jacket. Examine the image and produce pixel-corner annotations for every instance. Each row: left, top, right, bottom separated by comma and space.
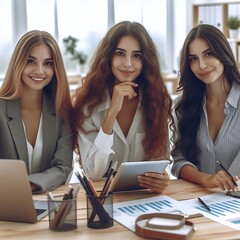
0, 91, 73, 193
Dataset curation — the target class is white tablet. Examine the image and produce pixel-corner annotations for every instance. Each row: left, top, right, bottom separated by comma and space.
108, 160, 170, 192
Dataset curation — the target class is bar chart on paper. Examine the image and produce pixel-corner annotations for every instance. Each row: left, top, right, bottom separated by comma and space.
113, 195, 200, 231
116, 198, 172, 215
181, 193, 240, 230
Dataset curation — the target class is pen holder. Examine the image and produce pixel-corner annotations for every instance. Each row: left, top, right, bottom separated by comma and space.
86, 193, 113, 229
48, 195, 77, 231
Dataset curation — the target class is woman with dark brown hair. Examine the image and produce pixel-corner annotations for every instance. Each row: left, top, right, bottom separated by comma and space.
171, 24, 239, 191
72, 21, 173, 193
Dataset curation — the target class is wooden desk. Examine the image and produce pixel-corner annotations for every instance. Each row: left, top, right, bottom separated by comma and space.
1, 179, 240, 240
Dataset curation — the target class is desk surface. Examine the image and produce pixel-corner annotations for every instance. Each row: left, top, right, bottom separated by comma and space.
1, 179, 240, 240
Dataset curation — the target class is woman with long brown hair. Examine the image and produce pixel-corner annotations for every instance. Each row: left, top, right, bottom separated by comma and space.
72, 21, 173, 193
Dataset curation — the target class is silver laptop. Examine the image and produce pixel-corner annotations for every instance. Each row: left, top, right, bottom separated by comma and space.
0, 159, 49, 223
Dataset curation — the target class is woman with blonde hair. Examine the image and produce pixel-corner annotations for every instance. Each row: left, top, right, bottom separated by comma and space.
72, 21, 174, 193
0, 30, 73, 193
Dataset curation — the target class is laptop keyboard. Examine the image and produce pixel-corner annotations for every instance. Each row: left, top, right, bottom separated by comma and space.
36, 208, 47, 216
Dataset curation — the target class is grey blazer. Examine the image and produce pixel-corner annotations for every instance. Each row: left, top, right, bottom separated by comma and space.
0, 92, 73, 193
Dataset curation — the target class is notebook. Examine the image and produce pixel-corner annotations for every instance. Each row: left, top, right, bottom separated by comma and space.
109, 160, 170, 192
0, 159, 49, 223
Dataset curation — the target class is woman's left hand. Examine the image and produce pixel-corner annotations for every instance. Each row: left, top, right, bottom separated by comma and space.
137, 170, 170, 194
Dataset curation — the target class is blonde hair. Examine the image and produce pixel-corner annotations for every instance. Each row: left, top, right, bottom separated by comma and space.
0, 30, 72, 121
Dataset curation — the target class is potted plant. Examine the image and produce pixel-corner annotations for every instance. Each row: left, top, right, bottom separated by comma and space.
227, 16, 240, 39
63, 35, 88, 73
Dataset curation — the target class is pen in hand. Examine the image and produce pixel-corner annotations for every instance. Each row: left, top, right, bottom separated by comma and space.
198, 197, 211, 211
216, 161, 238, 187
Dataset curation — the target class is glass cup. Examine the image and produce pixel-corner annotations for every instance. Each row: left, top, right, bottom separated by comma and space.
48, 195, 77, 231
86, 193, 113, 229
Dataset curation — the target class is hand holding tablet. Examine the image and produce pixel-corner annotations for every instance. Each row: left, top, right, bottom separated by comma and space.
137, 170, 170, 194
108, 160, 171, 192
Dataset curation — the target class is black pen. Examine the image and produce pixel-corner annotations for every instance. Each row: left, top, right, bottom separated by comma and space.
103, 161, 113, 178
216, 161, 238, 187
101, 161, 118, 197
63, 186, 73, 200
198, 197, 211, 211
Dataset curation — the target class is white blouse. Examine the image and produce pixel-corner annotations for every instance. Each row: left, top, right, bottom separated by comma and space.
22, 114, 43, 174
78, 90, 145, 181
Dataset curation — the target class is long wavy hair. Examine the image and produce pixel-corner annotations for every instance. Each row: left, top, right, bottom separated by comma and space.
72, 21, 174, 159
0, 30, 73, 124
174, 24, 240, 165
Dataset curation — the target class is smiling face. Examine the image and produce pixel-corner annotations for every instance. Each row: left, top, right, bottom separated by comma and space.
188, 38, 224, 85
111, 35, 143, 84
21, 43, 54, 92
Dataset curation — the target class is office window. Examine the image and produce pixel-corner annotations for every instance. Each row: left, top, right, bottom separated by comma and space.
0, 0, 13, 77
0, 0, 177, 79
13, 0, 108, 75
27, 0, 55, 34
57, 0, 108, 74
114, 0, 168, 72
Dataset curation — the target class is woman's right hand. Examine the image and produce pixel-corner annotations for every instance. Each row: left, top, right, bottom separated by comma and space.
109, 82, 138, 116
179, 165, 238, 191
102, 82, 138, 135
201, 170, 238, 191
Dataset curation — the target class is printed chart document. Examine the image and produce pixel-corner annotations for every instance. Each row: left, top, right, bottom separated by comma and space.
113, 195, 201, 231
181, 193, 240, 230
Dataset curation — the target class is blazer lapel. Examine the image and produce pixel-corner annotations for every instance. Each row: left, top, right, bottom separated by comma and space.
41, 92, 57, 170
7, 100, 29, 167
